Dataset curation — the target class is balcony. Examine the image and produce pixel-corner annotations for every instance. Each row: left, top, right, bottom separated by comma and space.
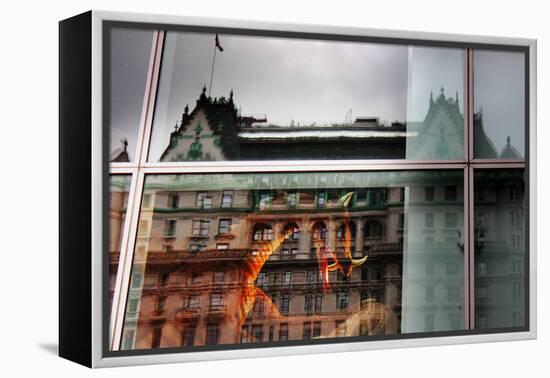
206, 304, 227, 319
175, 308, 200, 322
150, 309, 167, 322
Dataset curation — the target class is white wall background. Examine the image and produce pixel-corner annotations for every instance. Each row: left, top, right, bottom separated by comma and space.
0, 0, 547, 375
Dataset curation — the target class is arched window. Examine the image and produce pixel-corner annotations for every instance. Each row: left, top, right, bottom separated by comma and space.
337, 221, 356, 240
283, 222, 300, 241
365, 220, 383, 239
252, 223, 273, 241
312, 222, 327, 241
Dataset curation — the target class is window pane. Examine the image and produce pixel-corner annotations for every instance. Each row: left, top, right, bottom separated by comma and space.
109, 28, 153, 162
147, 31, 464, 162
473, 50, 525, 159
120, 170, 464, 351
474, 169, 526, 329
109, 175, 132, 314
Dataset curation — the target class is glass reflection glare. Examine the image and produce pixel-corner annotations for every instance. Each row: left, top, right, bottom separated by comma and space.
474, 50, 525, 159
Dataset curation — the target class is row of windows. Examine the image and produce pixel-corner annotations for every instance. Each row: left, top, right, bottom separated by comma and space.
161, 218, 388, 242
147, 185, 470, 213
146, 183, 522, 214
176, 310, 513, 348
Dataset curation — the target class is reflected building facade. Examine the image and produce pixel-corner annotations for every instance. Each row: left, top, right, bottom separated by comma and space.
110, 171, 472, 350
155, 86, 516, 163
108, 90, 524, 351
474, 170, 526, 329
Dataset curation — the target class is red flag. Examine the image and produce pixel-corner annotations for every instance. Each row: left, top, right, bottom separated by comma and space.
215, 33, 224, 52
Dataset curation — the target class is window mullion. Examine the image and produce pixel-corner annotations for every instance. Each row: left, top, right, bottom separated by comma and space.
109, 169, 146, 350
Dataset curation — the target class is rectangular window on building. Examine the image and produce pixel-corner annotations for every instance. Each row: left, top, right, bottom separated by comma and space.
165, 219, 177, 236
205, 325, 219, 345
315, 292, 323, 313
280, 293, 290, 315
187, 295, 199, 309
259, 192, 271, 210
279, 324, 289, 341
213, 271, 225, 284
192, 219, 210, 236
240, 325, 249, 344
218, 218, 232, 234
256, 272, 267, 287
283, 272, 292, 287
170, 194, 179, 209
251, 325, 263, 342
303, 323, 312, 339
221, 190, 233, 208
190, 243, 206, 252
287, 192, 297, 209
336, 289, 349, 310
196, 192, 207, 207
444, 186, 457, 201
313, 322, 322, 338
305, 292, 313, 313
317, 191, 326, 208
182, 327, 196, 347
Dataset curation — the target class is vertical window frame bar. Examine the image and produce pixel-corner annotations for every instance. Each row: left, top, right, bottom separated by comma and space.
138, 31, 165, 167
109, 170, 146, 350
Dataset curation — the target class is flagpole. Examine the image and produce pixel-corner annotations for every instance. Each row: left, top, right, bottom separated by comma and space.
208, 42, 217, 98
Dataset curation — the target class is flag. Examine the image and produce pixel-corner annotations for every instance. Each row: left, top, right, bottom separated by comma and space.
215, 34, 224, 52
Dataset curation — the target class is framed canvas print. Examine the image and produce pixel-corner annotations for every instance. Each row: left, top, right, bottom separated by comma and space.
59, 10, 537, 368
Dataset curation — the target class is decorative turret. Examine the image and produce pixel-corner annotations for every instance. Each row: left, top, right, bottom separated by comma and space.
500, 135, 521, 159
160, 88, 240, 162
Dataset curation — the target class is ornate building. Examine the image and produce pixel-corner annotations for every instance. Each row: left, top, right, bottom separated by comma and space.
108, 89, 524, 350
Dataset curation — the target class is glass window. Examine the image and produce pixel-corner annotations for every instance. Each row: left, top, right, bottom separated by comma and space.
474, 169, 526, 329
147, 31, 464, 162
192, 220, 210, 236
218, 218, 232, 234
474, 50, 525, 159
303, 323, 312, 339
213, 271, 225, 284
119, 170, 467, 350
104, 19, 532, 357
109, 28, 153, 162
279, 324, 288, 341
221, 190, 233, 208
182, 327, 196, 347
205, 325, 219, 345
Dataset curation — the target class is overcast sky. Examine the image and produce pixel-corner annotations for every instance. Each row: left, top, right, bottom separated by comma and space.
474, 50, 525, 156
110, 28, 153, 160
148, 31, 465, 160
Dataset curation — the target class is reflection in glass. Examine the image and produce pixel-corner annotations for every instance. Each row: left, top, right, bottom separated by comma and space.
109, 28, 153, 162
147, 31, 464, 162
474, 50, 525, 159
109, 175, 132, 312
474, 169, 526, 329
119, 170, 464, 350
